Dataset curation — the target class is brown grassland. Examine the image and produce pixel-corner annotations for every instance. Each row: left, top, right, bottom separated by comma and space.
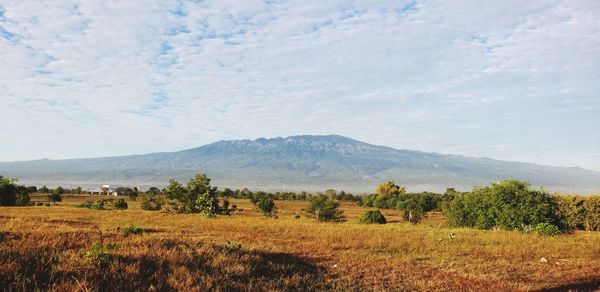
1, 194, 600, 291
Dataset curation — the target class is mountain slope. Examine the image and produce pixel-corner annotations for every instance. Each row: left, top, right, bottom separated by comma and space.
0, 135, 599, 193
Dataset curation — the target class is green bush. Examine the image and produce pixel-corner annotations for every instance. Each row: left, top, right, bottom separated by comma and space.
164, 174, 234, 216
141, 195, 163, 211
81, 242, 114, 268
402, 199, 426, 224
443, 180, 560, 231
77, 200, 107, 210
255, 197, 277, 217
0, 176, 17, 206
359, 210, 387, 224
304, 194, 345, 222
47, 193, 62, 204
535, 223, 561, 236
112, 199, 128, 210
122, 224, 144, 236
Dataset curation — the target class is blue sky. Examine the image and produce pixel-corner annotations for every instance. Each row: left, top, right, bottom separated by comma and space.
1, 0, 599, 171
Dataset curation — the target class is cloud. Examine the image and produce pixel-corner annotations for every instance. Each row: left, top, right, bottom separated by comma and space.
0, 0, 599, 171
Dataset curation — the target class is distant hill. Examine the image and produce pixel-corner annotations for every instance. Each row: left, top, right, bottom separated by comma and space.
1, 135, 599, 193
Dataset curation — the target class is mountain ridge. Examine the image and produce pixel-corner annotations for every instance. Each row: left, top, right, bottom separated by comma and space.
0, 135, 599, 194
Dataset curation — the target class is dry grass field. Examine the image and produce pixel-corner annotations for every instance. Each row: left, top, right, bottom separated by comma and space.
1, 195, 600, 291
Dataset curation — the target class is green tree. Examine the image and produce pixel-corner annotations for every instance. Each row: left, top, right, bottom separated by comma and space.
47, 193, 62, 205
304, 194, 345, 222
115, 187, 139, 200
443, 180, 560, 230
256, 197, 277, 217
0, 176, 17, 206
375, 181, 404, 197
146, 187, 161, 195
165, 174, 232, 216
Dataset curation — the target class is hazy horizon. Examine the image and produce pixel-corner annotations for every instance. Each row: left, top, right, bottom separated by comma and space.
1, 1, 599, 171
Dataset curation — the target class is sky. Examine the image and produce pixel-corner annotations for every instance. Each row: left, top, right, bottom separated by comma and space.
0, 0, 599, 171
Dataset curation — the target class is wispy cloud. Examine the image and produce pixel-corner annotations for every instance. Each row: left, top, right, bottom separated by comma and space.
0, 0, 599, 171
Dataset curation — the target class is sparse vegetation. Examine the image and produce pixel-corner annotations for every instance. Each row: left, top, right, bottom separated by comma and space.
1, 195, 599, 291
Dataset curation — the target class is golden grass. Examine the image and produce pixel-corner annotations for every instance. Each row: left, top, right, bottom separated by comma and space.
1, 195, 600, 291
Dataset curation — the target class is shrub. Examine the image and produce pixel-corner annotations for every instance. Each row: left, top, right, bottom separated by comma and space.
35, 202, 44, 206
122, 224, 144, 236
359, 210, 387, 224
583, 196, 600, 231
77, 200, 107, 210
535, 223, 561, 236
141, 195, 163, 211
304, 194, 345, 222
164, 174, 234, 216
0, 176, 17, 206
255, 197, 278, 217
443, 180, 560, 231
112, 199, 128, 210
77, 201, 94, 208
47, 193, 62, 204
402, 199, 426, 224
81, 242, 113, 268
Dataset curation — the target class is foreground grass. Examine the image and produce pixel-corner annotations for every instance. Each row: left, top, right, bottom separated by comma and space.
1, 196, 600, 291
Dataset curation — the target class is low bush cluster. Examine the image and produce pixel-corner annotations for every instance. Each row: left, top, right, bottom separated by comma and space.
122, 224, 144, 236
303, 194, 345, 222
442, 180, 561, 232
555, 195, 600, 231
254, 197, 278, 218
359, 210, 387, 224
164, 174, 235, 217
112, 199, 128, 210
141, 195, 164, 211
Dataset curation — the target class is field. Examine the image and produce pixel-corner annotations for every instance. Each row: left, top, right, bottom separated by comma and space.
1, 195, 600, 291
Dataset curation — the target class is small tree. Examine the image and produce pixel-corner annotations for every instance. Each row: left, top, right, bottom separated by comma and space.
0, 176, 17, 206
402, 199, 425, 224
47, 193, 62, 205
359, 210, 387, 224
304, 194, 345, 222
113, 199, 128, 210
141, 195, 163, 211
146, 187, 161, 195
256, 197, 277, 217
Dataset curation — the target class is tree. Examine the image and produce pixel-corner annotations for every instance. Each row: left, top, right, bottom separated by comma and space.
0, 176, 17, 206
304, 194, 345, 222
47, 193, 62, 205
165, 174, 233, 216
146, 187, 161, 195
442, 180, 560, 230
39, 186, 50, 194
15, 185, 31, 206
256, 197, 277, 217
376, 181, 404, 197
402, 199, 425, 224
141, 195, 163, 211
115, 187, 138, 200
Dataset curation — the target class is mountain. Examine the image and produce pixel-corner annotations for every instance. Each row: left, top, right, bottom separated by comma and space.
0, 135, 599, 193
